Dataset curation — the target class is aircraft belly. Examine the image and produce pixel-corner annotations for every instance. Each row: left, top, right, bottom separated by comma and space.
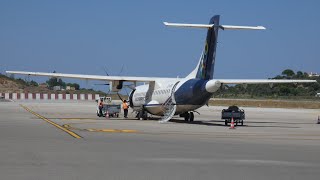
175, 105, 202, 114
145, 104, 202, 116
145, 106, 164, 116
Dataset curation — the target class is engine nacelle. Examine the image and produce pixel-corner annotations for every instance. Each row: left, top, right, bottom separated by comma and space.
205, 80, 221, 93
109, 80, 123, 92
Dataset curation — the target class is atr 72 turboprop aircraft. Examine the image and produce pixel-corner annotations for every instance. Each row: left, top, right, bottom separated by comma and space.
6, 15, 316, 122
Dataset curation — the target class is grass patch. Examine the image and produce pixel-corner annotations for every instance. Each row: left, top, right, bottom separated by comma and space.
209, 99, 320, 109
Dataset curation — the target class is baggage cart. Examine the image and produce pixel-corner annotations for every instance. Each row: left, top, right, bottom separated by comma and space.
221, 105, 245, 126
97, 104, 121, 118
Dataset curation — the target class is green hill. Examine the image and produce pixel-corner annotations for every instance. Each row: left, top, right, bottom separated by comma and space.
213, 69, 320, 100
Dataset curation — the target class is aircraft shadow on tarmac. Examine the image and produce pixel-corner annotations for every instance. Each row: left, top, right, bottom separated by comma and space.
247, 120, 315, 125
169, 119, 301, 128
48, 115, 302, 129
169, 119, 226, 127
99, 116, 301, 128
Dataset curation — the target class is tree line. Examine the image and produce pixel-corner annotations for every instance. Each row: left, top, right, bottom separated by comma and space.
46, 77, 80, 90
213, 69, 320, 99
1, 72, 80, 90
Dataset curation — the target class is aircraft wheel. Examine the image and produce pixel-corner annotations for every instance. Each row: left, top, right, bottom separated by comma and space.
225, 120, 228, 126
143, 111, 148, 120
138, 111, 142, 120
184, 113, 190, 121
138, 110, 148, 120
189, 112, 194, 122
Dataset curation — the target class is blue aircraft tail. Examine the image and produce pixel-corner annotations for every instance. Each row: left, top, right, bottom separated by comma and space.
164, 15, 265, 80
195, 15, 220, 80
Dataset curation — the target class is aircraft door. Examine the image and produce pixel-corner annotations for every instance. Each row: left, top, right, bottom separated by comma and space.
128, 89, 136, 107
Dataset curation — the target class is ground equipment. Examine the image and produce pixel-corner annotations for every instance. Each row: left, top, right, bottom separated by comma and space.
221, 105, 245, 126
96, 97, 121, 118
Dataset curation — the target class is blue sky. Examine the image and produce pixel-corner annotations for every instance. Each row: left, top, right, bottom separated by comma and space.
0, 0, 319, 91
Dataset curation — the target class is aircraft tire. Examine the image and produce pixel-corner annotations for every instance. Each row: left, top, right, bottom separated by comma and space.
189, 112, 194, 122
137, 111, 142, 120
184, 113, 190, 121
143, 111, 148, 120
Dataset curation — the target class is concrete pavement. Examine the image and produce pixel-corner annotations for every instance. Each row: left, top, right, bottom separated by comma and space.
1, 101, 320, 180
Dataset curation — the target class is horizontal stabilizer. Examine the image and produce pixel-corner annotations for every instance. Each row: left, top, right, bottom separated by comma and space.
163, 22, 214, 28
220, 25, 266, 30
164, 22, 266, 30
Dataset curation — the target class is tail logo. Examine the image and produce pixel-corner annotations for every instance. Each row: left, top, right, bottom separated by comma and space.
196, 41, 208, 79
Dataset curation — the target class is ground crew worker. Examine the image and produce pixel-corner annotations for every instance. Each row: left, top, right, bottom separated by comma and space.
122, 100, 129, 118
98, 98, 104, 117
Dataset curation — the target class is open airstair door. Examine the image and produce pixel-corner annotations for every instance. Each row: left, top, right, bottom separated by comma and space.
159, 82, 180, 123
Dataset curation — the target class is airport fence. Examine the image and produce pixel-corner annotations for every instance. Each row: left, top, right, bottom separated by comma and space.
0, 92, 101, 101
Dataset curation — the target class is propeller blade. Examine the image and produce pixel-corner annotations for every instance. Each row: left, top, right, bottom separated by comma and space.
101, 67, 110, 76
118, 64, 125, 76
117, 92, 124, 102
94, 83, 110, 86
123, 84, 136, 90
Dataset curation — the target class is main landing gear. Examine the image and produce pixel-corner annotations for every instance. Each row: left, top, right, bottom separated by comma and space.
137, 110, 148, 120
180, 112, 194, 122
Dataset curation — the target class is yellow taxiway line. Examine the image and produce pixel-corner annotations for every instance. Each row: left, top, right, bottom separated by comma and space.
20, 104, 82, 139
86, 128, 138, 133
61, 122, 139, 134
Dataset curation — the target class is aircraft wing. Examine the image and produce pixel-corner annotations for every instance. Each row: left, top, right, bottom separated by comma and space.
5, 71, 176, 82
6, 70, 181, 92
217, 79, 317, 84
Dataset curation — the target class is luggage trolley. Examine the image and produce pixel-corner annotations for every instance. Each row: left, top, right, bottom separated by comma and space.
96, 97, 121, 118
221, 105, 245, 126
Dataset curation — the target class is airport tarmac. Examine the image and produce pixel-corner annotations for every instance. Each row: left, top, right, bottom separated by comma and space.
1, 100, 320, 180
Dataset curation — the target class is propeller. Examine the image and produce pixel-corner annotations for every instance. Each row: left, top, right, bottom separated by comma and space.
123, 84, 136, 90
93, 68, 110, 86
117, 92, 124, 102
94, 64, 135, 101
94, 83, 110, 86
118, 64, 125, 76
102, 67, 110, 76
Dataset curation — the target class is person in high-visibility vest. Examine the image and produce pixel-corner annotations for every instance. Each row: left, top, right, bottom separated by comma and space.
98, 98, 104, 117
122, 100, 129, 118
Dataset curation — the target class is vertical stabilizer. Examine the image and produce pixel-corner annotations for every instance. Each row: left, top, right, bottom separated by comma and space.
164, 15, 266, 80
195, 15, 220, 80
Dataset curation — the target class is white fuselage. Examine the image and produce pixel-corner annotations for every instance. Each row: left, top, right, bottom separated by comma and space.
129, 78, 220, 116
